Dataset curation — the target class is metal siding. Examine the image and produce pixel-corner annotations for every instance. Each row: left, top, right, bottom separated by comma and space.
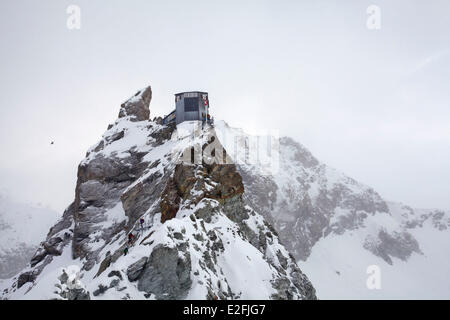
176, 100, 185, 124
184, 97, 200, 112
183, 112, 199, 121
174, 91, 209, 125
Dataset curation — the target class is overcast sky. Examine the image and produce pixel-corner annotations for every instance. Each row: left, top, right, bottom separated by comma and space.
0, 0, 449, 212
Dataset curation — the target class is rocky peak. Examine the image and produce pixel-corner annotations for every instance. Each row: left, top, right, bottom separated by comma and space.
160, 134, 245, 224
118, 86, 152, 122
3, 87, 317, 300
278, 137, 319, 168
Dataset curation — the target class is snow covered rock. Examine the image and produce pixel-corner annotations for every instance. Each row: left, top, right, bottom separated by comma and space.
118, 86, 152, 122
54, 266, 90, 300
1, 86, 316, 300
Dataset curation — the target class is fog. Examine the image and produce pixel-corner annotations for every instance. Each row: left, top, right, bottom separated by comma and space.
0, 0, 449, 212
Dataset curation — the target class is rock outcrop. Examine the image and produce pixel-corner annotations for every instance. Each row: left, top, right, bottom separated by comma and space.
118, 86, 152, 122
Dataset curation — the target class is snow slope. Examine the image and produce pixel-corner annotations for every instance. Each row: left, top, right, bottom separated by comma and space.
300, 204, 450, 299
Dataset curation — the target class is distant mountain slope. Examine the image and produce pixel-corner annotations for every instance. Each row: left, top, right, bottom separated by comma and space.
215, 120, 450, 299
300, 202, 450, 299
0, 195, 59, 279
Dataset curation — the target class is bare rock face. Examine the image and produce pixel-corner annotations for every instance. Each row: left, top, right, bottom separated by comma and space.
126, 257, 148, 282
118, 86, 152, 122
17, 270, 38, 289
72, 123, 174, 271
136, 245, 192, 300
363, 230, 422, 265
160, 162, 245, 224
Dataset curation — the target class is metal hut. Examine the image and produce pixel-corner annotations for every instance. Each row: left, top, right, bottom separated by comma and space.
163, 91, 210, 125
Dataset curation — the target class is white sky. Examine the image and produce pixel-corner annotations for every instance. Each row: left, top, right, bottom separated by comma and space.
0, 0, 449, 212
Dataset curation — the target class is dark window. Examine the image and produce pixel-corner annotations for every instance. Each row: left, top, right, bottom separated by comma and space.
184, 97, 199, 112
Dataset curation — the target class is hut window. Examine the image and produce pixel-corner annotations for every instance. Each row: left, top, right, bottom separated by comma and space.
184, 97, 199, 112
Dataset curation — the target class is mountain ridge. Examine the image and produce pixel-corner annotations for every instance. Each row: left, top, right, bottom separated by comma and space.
214, 120, 449, 298
1, 86, 316, 300
2, 85, 448, 299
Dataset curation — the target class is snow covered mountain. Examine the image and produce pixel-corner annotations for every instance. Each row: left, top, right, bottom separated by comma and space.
2, 84, 447, 300
0, 195, 59, 279
215, 121, 450, 299
301, 202, 450, 299
1, 86, 316, 300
